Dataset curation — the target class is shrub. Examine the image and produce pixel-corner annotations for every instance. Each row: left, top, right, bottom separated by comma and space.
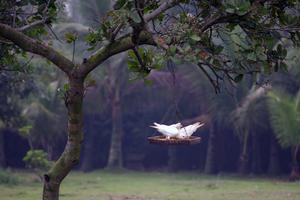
23, 149, 52, 170
0, 170, 19, 185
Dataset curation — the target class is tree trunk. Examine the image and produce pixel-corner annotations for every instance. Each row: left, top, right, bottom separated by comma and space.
238, 132, 250, 175
292, 147, 299, 169
0, 131, 6, 168
204, 123, 218, 174
80, 123, 96, 172
251, 132, 262, 174
43, 77, 84, 200
267, 135, 280, 175
107, 87, 123, 169
289, 146, 300, 181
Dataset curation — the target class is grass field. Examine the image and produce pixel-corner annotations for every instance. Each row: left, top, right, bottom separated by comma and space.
1, 170, 300, 200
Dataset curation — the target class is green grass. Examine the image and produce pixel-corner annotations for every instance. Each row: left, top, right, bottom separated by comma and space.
1, 170, 300, 200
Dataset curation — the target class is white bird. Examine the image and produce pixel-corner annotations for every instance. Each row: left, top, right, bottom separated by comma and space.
176, 122, 204, 139
155, 122, 182, 129
150, 122, 182, 139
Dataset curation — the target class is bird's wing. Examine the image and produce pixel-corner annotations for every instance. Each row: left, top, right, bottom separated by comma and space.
163, 126, 179, 135
150, 124, 179, 136
179, 123, 205, 136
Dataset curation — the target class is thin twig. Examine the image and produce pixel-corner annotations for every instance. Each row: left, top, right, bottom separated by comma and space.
197, 63, 220, 93
46, 24, 63, 43
72, 40, 76, 63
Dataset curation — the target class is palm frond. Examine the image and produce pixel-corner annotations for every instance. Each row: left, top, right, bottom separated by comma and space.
268, 90, 300, 148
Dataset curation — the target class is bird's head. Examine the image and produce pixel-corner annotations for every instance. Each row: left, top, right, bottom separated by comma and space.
171, 123, 183, 129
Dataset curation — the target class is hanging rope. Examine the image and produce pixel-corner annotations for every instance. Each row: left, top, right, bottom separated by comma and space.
167, 59, 184, 125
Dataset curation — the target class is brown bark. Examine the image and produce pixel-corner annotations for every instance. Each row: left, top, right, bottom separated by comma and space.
43, 76, 84, 200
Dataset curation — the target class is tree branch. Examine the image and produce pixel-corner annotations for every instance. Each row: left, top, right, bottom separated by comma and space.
199, 0, 273, 33
144, 0, 180, 22
0, 23, 74, 75
79, 31, 155, 76
197, 63, 220, 93
17, 19, 47, 32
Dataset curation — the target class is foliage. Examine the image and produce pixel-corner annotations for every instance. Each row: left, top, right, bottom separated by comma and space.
18, 125, 33, 138
0, 0, 61, 72
0, 170, 19, 185
268, 90, 300, 148
104, 0, 299, 87
0, 73, 32, 128
23, 149, 52, 171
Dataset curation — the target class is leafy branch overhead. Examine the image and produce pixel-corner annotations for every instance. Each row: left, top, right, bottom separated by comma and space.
83, 0, 299, 90
1, 0, 299, 85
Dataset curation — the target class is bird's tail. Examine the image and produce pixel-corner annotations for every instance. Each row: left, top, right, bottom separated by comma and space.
194, 122, 204, 129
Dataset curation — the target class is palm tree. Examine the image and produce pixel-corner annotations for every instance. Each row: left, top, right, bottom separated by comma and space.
268, 90, 300, 180
231, 83, 271, 174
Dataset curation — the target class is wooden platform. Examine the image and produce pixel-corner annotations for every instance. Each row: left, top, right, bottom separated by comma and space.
147, 135, 201, 145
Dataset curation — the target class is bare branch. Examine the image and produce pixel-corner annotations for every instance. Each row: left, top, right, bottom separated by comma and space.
17, 19, 47, 32
0, 23, 74, 75
110, 23, 124, 41
197, 63, 220, 93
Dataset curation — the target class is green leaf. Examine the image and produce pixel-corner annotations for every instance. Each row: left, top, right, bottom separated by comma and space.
214, 45, 224, 54
234, 74, 244, 82
18, 125, 33, 137
225, 8, 235, 13
63, 83, 70, 92
113, 0, 127, 10
231, 34, 242, 45
168, 45, 177, 56
263, 62, 271, 74
247, 52, 257, 61
130, 11, 142, 23
64, 32, 77, 43
190, 34, 201, 42
236, 1, 251, 15
277, 44, 283, 54
279, 61, 288, 72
